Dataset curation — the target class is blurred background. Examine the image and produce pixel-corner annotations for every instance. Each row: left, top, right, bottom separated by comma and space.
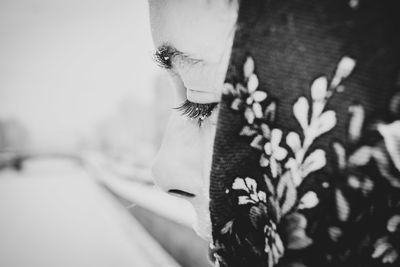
0, 0, 210, 266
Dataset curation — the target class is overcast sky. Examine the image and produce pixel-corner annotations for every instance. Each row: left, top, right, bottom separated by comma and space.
0, 0, 158, 151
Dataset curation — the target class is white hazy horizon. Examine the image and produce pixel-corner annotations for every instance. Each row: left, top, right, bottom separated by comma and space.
0, 0, 160, 152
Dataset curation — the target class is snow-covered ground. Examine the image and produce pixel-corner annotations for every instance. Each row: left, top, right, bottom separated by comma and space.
0, 157, 180, 267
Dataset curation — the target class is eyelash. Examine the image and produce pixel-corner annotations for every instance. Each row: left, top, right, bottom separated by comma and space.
175, 100, 218, 126
153, 48, 174, 69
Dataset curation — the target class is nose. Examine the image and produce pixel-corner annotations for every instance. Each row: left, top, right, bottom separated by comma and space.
151, 113, 207, 199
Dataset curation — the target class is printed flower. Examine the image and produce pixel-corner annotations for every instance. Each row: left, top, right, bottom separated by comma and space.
220, 56, 369, 266
260, 129, 288, 178
224, 56, 268, 124
232, 177, 267, 205
244, 74, 267, 124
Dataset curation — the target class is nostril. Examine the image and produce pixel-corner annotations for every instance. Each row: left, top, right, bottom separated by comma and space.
168, 189, 196, 198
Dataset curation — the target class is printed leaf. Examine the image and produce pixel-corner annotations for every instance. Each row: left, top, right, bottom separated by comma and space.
264, 142, 272, 155
245, 177, 258, 193
246, 96, 253, 105
348, 146, 372, 167
302, 149, 326, 178
271, 129, 283, 145
389, 92, 400, 116
263, 174, 275, 195
261, 123, 271, 139
285, 158, 302, 187
371, 236, 398, 264
293, 97, 309, 130
245, 107, 255, 124
222, 83, 236, 95
298, 191, 319, 209
239, 125, 258, 137
270, 158, 279, 178
232, 178, 249, 192
250, 135, 264, 150
387, 214, 400, 233
253, 91, 267, 102
252, 102, 263, 118
264, 101, 277, 122
334, 56, 356, 81
257, 191, 267, 203
236, 83, 248, 95
372, 147, 400, 188
276, 171, 297, 215
328, 226, 343, 242
348, 175, 361, 189
313, 110, 336, 137
311, 76, 328, 102
372, 237, 391, 259
330, 57, 356, 89
247, 74, 259, 93
348, 104, 365, 143
260, 154, 270, 167
332, 142, 346, 170
312, 102, 325, 120
284, 213, 313, 250
377, 121, 400, 172
274, 146, 288, 161
286, 132, 301, 154
336, 189, 350, 222
243, 56, 255, 79
361, 178, 374, 195
231, 98, 242, 110
238, 196, 254, 205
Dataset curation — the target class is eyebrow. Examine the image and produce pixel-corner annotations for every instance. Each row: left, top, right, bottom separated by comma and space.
155, 43, 203, 68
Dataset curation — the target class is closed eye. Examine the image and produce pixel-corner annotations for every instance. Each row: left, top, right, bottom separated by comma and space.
175, 100, 218, 126
153, 43, 204, 70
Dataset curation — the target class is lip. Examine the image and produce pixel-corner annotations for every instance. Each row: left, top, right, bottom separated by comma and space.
187, 89, 220, 104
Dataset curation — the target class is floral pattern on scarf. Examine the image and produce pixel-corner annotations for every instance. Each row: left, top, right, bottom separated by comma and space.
212, 55, 400, 267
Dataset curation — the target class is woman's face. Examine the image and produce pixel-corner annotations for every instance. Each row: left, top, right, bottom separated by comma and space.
148, 0, 238, 240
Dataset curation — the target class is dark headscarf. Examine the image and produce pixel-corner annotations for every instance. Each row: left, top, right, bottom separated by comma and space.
209, 0, 400, 266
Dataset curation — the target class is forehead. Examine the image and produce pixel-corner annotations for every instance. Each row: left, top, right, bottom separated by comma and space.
148, 0, 237, 62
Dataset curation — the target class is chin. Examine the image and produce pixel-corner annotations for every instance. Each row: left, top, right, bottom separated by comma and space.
193, 214, 212, 241
191, 202, 212, 241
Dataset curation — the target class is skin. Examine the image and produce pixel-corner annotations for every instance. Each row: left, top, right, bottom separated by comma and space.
148, 0, 238, 240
